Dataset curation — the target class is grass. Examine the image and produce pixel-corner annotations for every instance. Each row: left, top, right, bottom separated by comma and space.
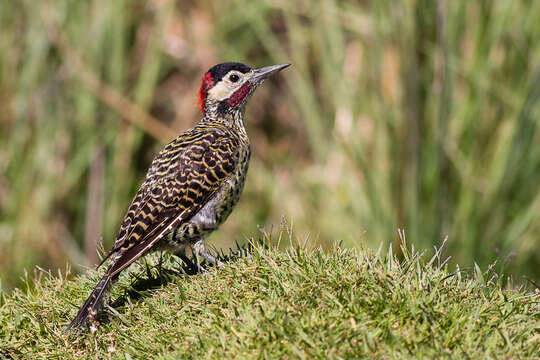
0, 231, 538, 359
1, 0, 540, 290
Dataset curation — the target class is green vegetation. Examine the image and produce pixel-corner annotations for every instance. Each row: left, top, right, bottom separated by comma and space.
0, 237, 538, 359
1, 0, 539, 291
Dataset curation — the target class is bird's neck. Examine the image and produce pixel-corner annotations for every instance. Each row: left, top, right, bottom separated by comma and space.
200, 99, 247, 134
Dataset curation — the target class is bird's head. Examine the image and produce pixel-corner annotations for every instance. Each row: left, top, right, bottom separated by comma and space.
197, 62, 290, 115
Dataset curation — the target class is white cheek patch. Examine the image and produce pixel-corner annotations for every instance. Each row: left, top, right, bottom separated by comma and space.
207, 83, 234, 101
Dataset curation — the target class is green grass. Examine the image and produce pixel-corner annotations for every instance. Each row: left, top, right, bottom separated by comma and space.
1, 235, 538, 359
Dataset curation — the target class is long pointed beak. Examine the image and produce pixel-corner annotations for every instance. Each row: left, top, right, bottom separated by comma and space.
251, 63, 291, 83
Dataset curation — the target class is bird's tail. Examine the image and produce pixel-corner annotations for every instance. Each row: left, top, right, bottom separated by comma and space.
64, 274, 112, 333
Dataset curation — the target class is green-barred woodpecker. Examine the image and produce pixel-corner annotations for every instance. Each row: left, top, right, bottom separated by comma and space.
65, 62, 290, 332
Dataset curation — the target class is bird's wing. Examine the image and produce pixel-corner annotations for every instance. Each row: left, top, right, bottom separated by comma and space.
102, 129, 239, 278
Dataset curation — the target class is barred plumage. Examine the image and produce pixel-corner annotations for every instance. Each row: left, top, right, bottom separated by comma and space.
65, 62, 290, 332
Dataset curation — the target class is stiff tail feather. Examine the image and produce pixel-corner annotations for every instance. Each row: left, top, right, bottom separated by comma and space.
64, 274, 112, 333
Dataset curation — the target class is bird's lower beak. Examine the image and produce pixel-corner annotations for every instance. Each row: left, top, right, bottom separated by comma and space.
251, 63, 291, 83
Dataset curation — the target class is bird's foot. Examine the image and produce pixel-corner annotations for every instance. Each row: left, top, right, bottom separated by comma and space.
192, 240, 224, 271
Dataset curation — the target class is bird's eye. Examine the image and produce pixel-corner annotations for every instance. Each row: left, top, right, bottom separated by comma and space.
229, 74, 240, 83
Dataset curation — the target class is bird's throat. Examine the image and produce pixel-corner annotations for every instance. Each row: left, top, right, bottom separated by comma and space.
202, 99, 247, 131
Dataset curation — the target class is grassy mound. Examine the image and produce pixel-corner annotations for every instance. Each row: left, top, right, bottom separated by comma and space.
0, 240, 538, 359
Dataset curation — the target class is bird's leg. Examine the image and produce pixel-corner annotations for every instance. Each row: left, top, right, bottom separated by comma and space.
191, 238, 225, 270
172, 244, 197, 274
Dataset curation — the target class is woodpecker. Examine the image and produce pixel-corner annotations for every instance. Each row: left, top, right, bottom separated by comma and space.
65, 62, 290, 332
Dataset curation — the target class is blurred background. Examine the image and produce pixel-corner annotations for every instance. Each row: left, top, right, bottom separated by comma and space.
1, 0, 539, 291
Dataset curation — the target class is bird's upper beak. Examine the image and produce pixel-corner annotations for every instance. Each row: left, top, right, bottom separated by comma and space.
250, 63, 291, 84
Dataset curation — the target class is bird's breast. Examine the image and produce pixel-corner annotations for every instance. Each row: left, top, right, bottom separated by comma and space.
209, 144, 251, 226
